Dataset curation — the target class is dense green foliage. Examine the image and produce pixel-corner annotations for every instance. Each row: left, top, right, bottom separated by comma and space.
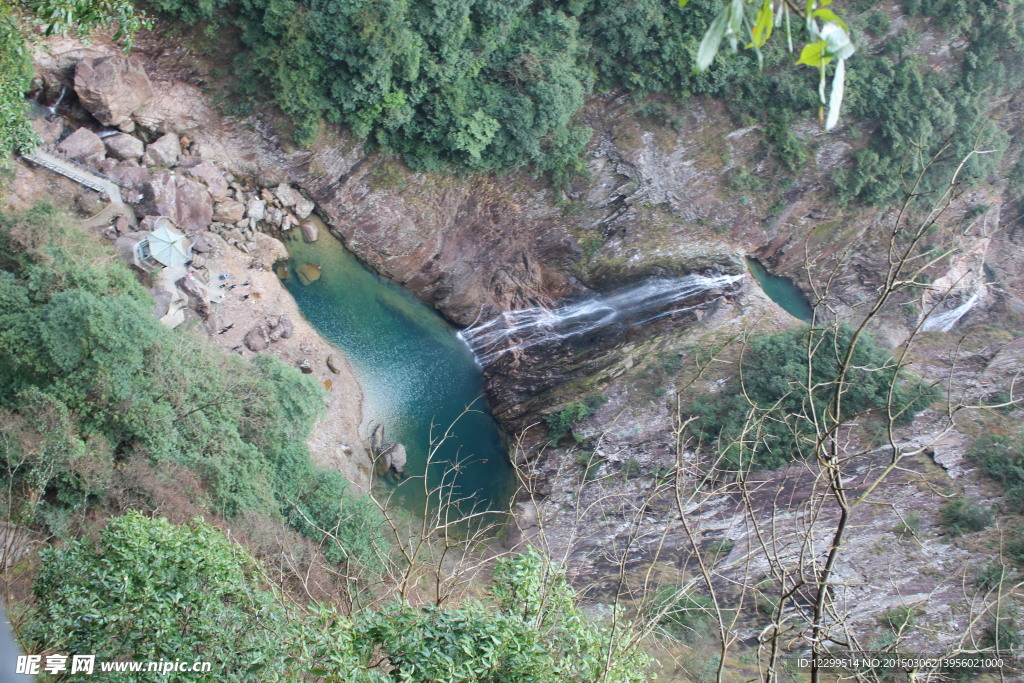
30, 512, 298, 681
4, 0, 1020, 201
29, 513, 652, 681
689, 325, 937, 472
0, 3, 37, 164
230, 0, 593, 177
0, 204, 387, 572
968, 430, 1024, 512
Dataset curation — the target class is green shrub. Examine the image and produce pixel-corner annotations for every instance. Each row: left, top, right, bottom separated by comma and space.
688, 325, 937, 472
648, 587, 715, 642
29, 515, 652, 682
0, 205, 388, 573
940, 496, 993, 536
29, 512, 298, 681
968, 431, 1024, 512
545, 392, 608, 445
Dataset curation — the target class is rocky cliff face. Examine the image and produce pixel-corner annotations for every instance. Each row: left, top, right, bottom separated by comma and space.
26, 28, 1024, 652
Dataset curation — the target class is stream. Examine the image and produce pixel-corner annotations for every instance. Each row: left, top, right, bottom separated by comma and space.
282, 230, 516, 517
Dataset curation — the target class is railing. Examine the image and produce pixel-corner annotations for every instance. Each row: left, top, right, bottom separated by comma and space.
20, 146, 131, 202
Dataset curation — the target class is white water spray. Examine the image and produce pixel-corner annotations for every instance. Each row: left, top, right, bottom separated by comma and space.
921, 290, 981, 332
46, 87, 66, 115
459, 273, 744, 367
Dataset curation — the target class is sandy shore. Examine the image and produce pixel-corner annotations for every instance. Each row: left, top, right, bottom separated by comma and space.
191, 231, 373, 491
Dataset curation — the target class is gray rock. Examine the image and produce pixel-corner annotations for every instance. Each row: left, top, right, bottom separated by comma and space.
141, 133, 181, 168
136, 171, 212, 235
326, 354, 341, 374
273, 184, 299, 207
300, 221, 319, 243
57, 128, 105, 163
103, 133, 144, 161
181, 158, 229, 200
213, 200, 246, 224
385, 444, 407, 475
293, 194, 315, 220
150, 289, 172, 318
191, 234, 213, 253
266, 206, 283, 228
245, 198, 266, 223
105, 164, 151, 190
175, 274, 210, 319
74, 56, 154, 127
244, 325, 270, 351
275, 315, 293, 339
297, 358, 313, 374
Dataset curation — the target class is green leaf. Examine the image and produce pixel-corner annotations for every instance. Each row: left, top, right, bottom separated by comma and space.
696, 5, 730, 71
825, 57, 846, 130
749, 0, 774, 49
796, 41, 828, 68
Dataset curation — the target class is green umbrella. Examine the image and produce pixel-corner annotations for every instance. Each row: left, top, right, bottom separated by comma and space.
148, 220, 190, 268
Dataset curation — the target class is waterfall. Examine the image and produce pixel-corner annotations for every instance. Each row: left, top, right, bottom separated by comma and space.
922, 290, 981, 332
46, 87, 66, 115
459, 273, 744, 367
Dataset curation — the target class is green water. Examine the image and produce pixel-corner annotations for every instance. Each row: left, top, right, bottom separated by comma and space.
745, 257, 814, 322
282, 230, 515, 516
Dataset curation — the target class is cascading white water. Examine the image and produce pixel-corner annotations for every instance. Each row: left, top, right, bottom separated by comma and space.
46, 86, 66, 115
459, 273, 744, 366
921, 291, 981, 332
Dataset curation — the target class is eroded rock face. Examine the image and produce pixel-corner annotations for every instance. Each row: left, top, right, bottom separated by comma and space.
74, 56, 154, 126
56, 128, 105, 164
136, 172, 212, 234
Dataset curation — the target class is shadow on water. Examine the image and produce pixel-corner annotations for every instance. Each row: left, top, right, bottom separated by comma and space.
280, 229, 515, 519
745, 256, 814, 322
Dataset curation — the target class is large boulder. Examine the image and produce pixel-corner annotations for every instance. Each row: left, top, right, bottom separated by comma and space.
212, 200, 245, 223
56, 128, 105, 164
293, 194, 315, 220
273, 184, 299, 207
103, 133, 144, 161
300, 221, 318, 243
245, 198, 266, 223
136, 171, 212, 234
74, 56, 154, 127
243, 324, 270, 352
296, 262, 321, 285
180, 158, 229, 199
141, 133, 181, 168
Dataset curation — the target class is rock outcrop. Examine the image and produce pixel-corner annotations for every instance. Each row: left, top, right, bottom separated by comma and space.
73, 56, 154, 127
136, 172, 212, 235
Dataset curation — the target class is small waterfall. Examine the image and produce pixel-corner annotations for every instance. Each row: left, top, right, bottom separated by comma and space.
922, 291, 980, 332
46, 87, 66, 115
459, 273, 744, 367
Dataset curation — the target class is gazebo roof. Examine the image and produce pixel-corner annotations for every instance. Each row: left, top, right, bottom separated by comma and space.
147, 220, 190, 268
